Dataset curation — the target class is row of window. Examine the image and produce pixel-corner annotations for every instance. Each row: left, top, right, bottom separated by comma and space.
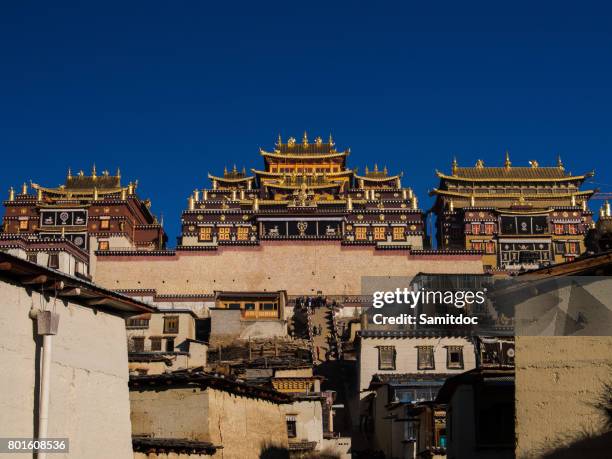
470, 241, 496, 254
131, 336, 175, 352
470, 222, 581, 235
378, 345, 464, 370
125, 316, 179, 334
198, 226, 250, 242
354, 226, 406, 241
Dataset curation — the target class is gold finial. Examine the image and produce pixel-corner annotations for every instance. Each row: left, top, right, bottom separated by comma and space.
233, 164, 237, 173
224, 166, 228, 175
92, 164, 97, 179
102, 170, 109, 176
606, 200, 611, 217
315, 136, 322, 146
557, 155, 564, 171
67, 168, 72, 180
374, 163, 378, 172
302, 131, 309, 146
504, 151, 511, 169
277, 134, 282, 146
328, 133, 334, 146
78, 170, 84, 177
242, 167, 246, 175
116, 167, 121, 179
529, 160, 539, 168
476, 159, 484, 168
383, 166, 388, 175
8, 187, 15, 201
365, 166, 369, 175
452, 157, 458, 174
160, 213, 164, 227
21, 182, 28, 195
127, 182, 134, 195
287, 137, 296, 147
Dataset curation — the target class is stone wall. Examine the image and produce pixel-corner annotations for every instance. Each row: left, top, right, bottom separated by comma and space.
515, 336, 612, 457
94, 241, 483, 296
0, 279, 134, 459
130, 386, 288, 459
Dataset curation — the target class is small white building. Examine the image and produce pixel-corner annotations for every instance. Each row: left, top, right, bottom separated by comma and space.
0, 250, 154, 459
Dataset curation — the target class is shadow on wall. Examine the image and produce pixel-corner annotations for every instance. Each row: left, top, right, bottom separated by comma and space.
529, 382, 612, 459
259, 444, 342, 459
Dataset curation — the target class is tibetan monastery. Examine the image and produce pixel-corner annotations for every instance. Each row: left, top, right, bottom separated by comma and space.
2, 166, 166, 252
179, 133, 425, 250
431, 153, 596, 271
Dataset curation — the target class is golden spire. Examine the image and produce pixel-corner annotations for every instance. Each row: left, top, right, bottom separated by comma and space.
242, 167, 246, 175
383, 166, 388, 175
233, 164, 237, 173
277, 134, 282, 146
452, 157, 458, 174
328, 133, 334, 146
224, 166, 228, 175
21, 182, 28, 195
8, 187, 14, 201
315, 136, 323, 146
67, 168, 72, 180
475, 159, 484, 169
92, 164, 97, 179
116, 167, 121, 179
365, 166, 369, 175
374, 163, 379, 172
557, 155, 565, 171
302, 131, 309, 146
504, 151, 511, 169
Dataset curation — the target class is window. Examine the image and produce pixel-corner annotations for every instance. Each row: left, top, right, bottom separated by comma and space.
568, 224, 578, 235
447, 346, 464, 369
150, 337, 162, 351
100, 219, 110, 230
237, 226, 249, 240
261, 302, 277, 311
554, 241, 565, 254
417, 346, 435, 370
378, 346, 396, 370
471, 241, 483, 251
484, 223, 495, 235
165, 337, 175, 352
567, 242, 578, 254
47, 253, 59, 269
373, 226, 386, 240
244, 303, 256, 311
198, 227, 212, 241
286, 416, 297, 438
131, 337, 145, 352
554, 224, 564, 235
218, 226, 231, 241
98, 240, 109, 251
471, 223, 481, 235
392, 226, 405, 241
163, 316, 179, 334
19, 219, 29, 230
27, 253, 37, 263
355, 226, 367, 240
485, 241, 495, 254
126, 318, 150, 329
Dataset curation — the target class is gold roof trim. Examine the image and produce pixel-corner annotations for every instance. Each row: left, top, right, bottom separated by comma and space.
31, 182, 127, 196
436, 169, 593, 182
259, 149, 349, 160
431, 188, 595, 198
354, 173, 402, 182
207, 173, 254, 182
252, 169, 353, 178
265, 182, 342, 190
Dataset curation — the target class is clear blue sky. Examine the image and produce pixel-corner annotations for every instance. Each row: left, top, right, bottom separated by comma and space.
1, 1, 611, 245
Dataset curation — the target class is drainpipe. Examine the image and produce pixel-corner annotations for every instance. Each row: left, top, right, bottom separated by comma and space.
30, 309, 59, 459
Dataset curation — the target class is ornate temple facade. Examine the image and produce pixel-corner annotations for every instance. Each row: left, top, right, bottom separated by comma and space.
431, 154, 595, 271
179, 133, 425, 250
2, 166, 166, 253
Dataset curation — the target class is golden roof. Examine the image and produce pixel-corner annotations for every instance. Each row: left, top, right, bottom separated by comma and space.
439, 156, 593, 182
65, 166, 122, 189
260, 133, 349, 159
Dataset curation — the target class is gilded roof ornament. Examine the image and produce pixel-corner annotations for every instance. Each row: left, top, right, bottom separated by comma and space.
22, 182, 28, 195
328, 133, 334, 146
452, 157, 458, 175
315, 136, 323, 146
92, 164, 97, 179
287, 137, 296, 147
557, 155, 565, 171
529, 160, 539, 168
504, 151, 511, 169
67, 168, 72, 180
475, 159, 484, 169
276, 134, 282, 146
8, 187, 15, 201
302, 131, 309, 146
